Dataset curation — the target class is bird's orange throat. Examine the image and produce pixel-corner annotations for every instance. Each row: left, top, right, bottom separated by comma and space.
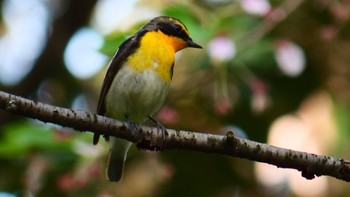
127, 30, 185, 83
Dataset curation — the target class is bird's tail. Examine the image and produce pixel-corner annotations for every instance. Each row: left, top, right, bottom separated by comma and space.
106, 138, 132, 182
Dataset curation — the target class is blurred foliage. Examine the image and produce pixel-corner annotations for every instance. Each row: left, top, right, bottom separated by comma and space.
0, 121, 71, 157
1, 0, 350, 196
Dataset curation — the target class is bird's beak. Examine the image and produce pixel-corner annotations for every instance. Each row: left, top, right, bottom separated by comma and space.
186, 39, 202, 49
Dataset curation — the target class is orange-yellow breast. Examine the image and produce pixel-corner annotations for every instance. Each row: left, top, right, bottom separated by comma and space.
127, 30, 187, 83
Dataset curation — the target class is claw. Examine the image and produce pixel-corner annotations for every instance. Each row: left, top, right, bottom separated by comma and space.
127, 119, 139, 132
148, 116, 167, 150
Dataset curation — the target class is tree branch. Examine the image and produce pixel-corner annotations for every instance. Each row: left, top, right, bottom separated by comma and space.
1, 90, 350, 182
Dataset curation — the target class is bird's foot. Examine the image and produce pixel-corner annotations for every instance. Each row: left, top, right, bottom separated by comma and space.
148, 116, 167, 150
127, 119, 139, 132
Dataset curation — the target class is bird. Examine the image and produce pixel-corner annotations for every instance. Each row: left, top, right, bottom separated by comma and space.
93, 16, 202, 182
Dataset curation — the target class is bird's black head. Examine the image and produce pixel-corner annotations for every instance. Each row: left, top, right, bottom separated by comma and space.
144, 16, 202, 49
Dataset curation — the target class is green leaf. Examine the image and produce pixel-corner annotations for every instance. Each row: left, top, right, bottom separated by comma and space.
0, 120, 73, 157
333, 101, 350, 150
100, 22, 145, 57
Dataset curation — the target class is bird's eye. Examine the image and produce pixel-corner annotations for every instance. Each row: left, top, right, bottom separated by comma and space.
173, 24, 182, 32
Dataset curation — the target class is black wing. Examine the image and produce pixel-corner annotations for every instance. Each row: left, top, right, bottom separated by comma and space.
93, 35, 140, 145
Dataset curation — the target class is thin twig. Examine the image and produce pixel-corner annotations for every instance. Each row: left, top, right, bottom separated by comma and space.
238, 0, 305, 53
1, 90, 350, 182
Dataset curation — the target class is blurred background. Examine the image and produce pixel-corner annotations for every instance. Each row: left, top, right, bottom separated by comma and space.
1, 0, 350, 196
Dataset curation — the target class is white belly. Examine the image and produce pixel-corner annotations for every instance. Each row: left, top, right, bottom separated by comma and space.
105, 64, 170, 123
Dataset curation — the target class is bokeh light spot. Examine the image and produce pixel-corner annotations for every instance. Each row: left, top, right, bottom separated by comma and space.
64, 28, 107, 79
274, 40, 306, 77
0, 0, 49, 86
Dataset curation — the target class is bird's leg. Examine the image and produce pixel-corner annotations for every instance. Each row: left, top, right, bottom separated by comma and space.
148, 116, 166, 150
